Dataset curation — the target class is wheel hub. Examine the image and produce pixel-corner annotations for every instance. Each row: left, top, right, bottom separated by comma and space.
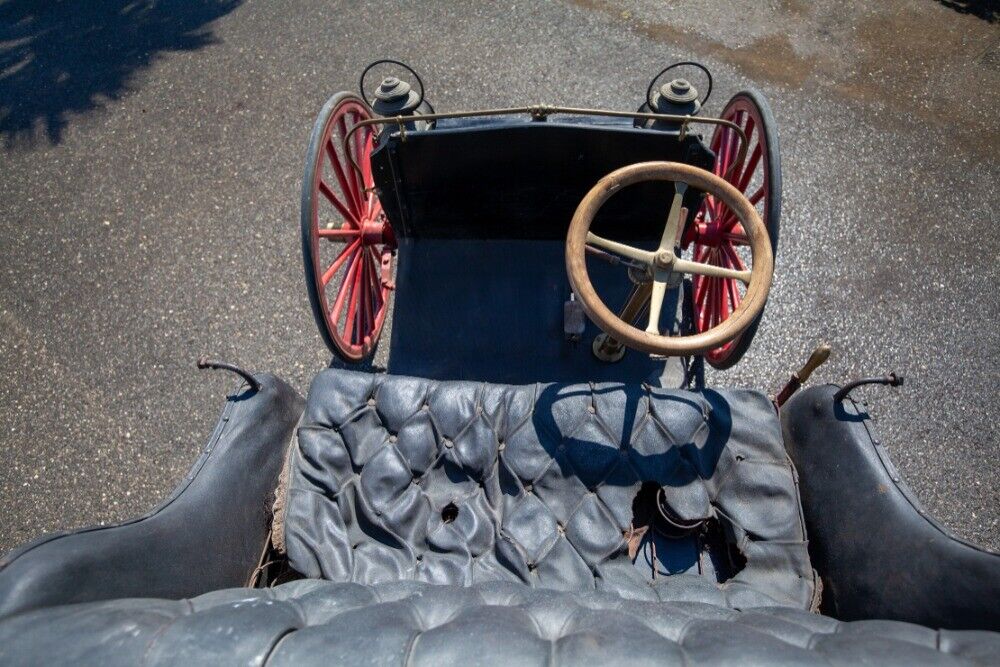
693, 214, 724, 247
361, 213, 395, 247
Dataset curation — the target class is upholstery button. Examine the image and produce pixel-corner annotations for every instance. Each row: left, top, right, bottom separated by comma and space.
367, 398, 376, 407
588, 405, 596, 414
389, 435, 397, 443
498, 442, 506, 451
524, 484, 533, 493
443, 438, 453, 448
422, 403, 430, 411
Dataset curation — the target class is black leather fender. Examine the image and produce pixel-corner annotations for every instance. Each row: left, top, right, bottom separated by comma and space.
781, 384, 1000, 630
0, 373, 304, 619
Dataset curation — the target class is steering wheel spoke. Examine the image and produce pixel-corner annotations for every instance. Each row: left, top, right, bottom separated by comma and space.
658, 182, 688, 253
645, 275, 668, 335
586, 232, 654, 265
672, 257, 752, 285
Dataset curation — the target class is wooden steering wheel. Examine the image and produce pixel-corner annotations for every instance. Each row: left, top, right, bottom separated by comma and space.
566, 161, 773, 357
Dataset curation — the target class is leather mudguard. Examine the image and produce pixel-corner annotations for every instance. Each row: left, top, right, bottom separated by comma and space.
0, 373, 304, 619
781, 384, 1000, 631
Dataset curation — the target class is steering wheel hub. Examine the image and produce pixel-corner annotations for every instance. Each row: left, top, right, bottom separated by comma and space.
653, 250, 674, 269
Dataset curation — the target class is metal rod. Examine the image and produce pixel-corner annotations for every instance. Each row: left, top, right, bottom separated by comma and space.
197, 357, 261, 392
343, 104, 748, 181
833, 373, 904, 403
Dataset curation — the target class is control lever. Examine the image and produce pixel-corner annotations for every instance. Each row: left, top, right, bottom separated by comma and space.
773, 343, 831, 408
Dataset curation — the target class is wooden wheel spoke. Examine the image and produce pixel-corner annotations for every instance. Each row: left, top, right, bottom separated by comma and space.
723, 223, 749, 245
326, 139, 363, 216
331, 248, 363, 322
695, 275, 712, 328
737, 143, 762, 193
707, 276, 719, 328
716, 275, 728, 323
351, 119, 368, 195
722, 126, 739, 177
354, 252, 367, 343
322, 238, 361, 285
721, 243, 748, 272
319, 180, 361, 227
367, 248, 384, 308
318, 227, 360, 239
716, 205, 739, 232
712, 130, 727, 176
343, 252, 363, 343
360, 131, 376, 215
726, 274, 741, 312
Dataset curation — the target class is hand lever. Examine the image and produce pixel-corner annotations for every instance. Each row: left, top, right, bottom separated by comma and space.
774, 343, 832, 408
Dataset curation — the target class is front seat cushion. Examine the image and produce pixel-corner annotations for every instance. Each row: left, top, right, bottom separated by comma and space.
277, 369, 816, 609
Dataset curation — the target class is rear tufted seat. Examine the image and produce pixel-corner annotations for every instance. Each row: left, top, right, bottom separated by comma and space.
3, 369, 998, 665
3, 579, 997, 665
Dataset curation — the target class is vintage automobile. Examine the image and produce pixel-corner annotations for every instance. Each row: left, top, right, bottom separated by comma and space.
1, 60, 997, 665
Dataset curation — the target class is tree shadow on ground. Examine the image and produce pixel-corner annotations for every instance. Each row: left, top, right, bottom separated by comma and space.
0, 0, 242, 149
934, 0, 999, 22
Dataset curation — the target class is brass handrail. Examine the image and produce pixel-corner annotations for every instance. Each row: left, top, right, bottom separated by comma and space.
342, 104, 748, 182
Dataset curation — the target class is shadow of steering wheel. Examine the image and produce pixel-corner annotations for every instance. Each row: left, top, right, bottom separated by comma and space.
528, 382, 733, 489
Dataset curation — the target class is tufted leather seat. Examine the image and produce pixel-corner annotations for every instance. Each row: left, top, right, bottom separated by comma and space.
2, 580, 997, 665
277, 369, 817, 610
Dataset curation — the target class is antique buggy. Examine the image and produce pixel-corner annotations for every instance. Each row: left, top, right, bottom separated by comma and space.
1, 61, 997, 665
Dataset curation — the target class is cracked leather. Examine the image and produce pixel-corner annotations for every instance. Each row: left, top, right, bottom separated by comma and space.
281, 369, 816, 609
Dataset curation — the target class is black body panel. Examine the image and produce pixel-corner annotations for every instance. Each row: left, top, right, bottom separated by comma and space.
781, 385, 1000, 631
371, 117, 713, 241
0, 374, 304, 619
387, 238, 689, 385
374, 117, 708, 385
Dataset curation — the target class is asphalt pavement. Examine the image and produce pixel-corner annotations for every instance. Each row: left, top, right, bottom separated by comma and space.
1, 0, 997, 554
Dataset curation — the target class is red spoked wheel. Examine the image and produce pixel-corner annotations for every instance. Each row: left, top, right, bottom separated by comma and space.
301, 92, 395, 362
683, 89, 781, 369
